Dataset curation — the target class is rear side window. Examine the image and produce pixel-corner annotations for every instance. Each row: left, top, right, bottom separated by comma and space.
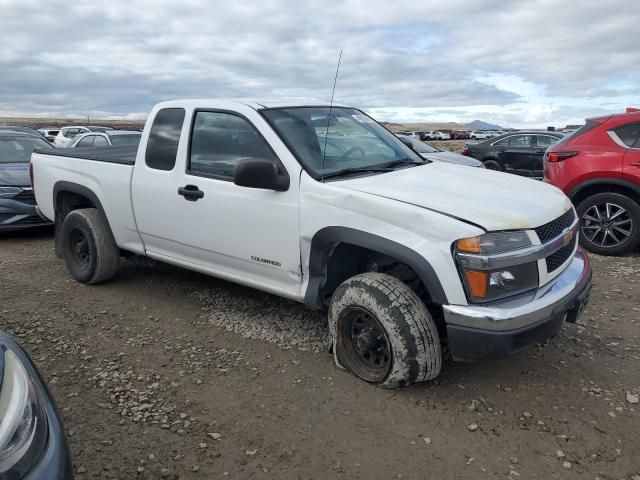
508, 135, 533, 147
536, 135, 559, 148
612, 122, 640, 147
188, 111, 277, 179
76, 136, 95, 147
93, 136, 109, 147
145, 108, 185, 171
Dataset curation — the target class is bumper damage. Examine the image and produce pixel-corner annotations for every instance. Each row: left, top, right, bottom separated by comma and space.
443, 247, 592, 361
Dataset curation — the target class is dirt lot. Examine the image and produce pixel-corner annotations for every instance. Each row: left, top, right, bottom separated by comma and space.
1, 229, 639, 479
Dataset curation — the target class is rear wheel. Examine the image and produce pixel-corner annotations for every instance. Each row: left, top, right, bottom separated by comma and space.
329, 273, 442, 388
61, 208, 120, 284
483, 158, 503, 171
576, 192, 640, 255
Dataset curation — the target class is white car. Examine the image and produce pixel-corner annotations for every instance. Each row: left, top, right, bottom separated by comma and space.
37, 129, 60, 142
53, 126, 114, 148
470, 131, 491, 140
70, 131, 142, 148
31, 99, 592, 388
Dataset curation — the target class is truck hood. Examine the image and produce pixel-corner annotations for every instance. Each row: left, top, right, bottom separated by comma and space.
421, 151, 483, 167
0, 163, 29, 187
333, 162, 572, 231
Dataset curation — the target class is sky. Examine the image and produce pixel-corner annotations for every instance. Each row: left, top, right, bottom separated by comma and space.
0, 0, 638, 128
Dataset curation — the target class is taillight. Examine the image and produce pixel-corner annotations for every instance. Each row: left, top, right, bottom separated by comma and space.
544, 151, 578, 162
461, 146, 470, 156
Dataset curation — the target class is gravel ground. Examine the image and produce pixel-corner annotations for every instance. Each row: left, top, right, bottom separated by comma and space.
1, 228, 639, 479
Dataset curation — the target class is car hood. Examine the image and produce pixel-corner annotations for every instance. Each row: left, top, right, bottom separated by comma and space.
421, 151, 483, 167
333, 162, 572, 231
0, 163, 30, 187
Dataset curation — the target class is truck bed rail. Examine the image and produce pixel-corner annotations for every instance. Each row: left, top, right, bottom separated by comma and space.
33, 145, 137, 165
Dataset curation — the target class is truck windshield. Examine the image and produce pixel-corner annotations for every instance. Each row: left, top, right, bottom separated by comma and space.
261, 107, 424, 179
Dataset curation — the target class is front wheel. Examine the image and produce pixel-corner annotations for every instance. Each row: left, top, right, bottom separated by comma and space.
328, 273, 442, 388
576, 193, 640, 255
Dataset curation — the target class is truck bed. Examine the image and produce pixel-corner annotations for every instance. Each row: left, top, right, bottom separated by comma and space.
33, 145, 137, 165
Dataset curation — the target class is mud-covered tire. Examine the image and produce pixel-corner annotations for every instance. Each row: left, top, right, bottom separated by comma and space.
60, 208, 119, 284
329, 273, 442, 388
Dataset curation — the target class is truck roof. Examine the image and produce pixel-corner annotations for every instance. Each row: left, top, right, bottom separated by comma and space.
154, 99, 346, 111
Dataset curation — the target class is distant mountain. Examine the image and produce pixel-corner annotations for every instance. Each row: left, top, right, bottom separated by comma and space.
465, 120, 503, 130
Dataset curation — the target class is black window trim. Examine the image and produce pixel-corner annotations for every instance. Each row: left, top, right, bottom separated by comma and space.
609, 121, 640, 150
185, 108, 289, 184
145, 107, 186, 171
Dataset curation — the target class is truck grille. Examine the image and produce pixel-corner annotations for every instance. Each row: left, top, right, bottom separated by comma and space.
534, 209, 576, 243
12, 189, 36, 205
546, 236, 577, 273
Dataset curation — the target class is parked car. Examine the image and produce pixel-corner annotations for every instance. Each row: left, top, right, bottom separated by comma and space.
0, 131, 54, 231
53, 126, 115, 148
423, 130, 450, 140
0, 125, 46, 138
470, 130, 490, 140
38, 129, 60, 142
32, 99, 591, 388
544, 109, 640, 255
70, 130, 142, 148
436, 129, 453, 140
0, 330, 73, 479
451, 130, 470, 140
396, 134, 484, 167
462, 131, 563, 178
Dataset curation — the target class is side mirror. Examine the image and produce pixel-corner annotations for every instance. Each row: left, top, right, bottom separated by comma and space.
234, 159, 289, 191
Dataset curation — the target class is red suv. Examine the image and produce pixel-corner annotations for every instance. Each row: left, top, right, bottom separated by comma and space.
544, 108, 640, 255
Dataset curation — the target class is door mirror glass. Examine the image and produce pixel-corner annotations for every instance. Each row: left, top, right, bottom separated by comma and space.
233, 159, 289, 191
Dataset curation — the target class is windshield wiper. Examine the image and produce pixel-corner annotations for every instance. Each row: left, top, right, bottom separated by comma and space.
321, 166, 394, 179
321, 158, 424, 180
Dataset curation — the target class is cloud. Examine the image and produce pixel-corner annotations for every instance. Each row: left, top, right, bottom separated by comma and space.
0, 0, 638, 127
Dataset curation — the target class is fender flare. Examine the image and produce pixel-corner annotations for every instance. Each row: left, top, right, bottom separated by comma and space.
568, 178, 640, 201
304, 226, 448, 309
52, 181, 116, 256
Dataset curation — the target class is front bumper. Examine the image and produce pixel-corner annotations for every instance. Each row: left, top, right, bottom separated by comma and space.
443, 247, 592, 361
0, 199, 51, 231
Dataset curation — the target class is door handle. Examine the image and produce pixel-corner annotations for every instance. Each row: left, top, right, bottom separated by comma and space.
178, 184, 204, 201
630, 162, 640, 167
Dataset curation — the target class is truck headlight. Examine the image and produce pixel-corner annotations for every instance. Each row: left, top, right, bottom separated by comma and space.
456, 231, 532, 255
0, 348, 48, 477
455, 231, 538, 302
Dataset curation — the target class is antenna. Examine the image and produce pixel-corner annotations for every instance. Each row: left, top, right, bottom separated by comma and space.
321, 49, 343, 181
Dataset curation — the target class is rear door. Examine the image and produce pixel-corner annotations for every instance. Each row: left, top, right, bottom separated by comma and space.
532, 134, 560, 178
498, 134, 535, 176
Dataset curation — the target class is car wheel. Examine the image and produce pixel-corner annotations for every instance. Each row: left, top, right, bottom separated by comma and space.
329, 273, 442, 388
483, 159, 503, 171
576, 193, 640, 256
61, 208, 120, 284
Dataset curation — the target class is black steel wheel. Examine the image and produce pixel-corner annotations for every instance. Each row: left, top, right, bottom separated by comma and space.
576, 193, 640, 256
329, 273, 442, 388
338, 307, 392, 383
69, 229, 91, 270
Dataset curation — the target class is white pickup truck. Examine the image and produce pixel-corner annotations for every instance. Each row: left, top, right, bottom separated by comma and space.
31, 100, 592, 388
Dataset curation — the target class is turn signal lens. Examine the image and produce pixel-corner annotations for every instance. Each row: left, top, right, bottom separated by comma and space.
464, 271, 488, 299
456, 237, 481, 253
